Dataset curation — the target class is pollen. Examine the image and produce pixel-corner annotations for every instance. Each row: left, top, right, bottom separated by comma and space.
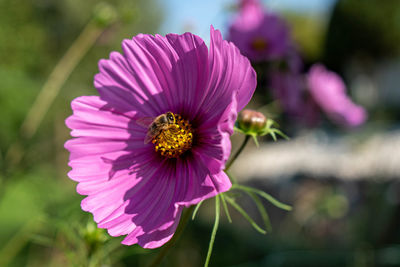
152, 114, 193, 158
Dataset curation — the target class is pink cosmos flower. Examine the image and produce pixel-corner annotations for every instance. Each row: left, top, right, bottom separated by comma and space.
228, 0, 291, 62
64, 26, 256, 248
269, 70, 322, 126
307, 64, 367, 127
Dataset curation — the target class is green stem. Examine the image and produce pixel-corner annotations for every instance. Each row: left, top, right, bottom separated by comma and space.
21, 20, 103, 139
225, 135, 250, 172
220, 194, 232, 223
192, 200, 204, 220
6, 19, 107, 168
204, 195, 220, 267
148, 205, 195, 267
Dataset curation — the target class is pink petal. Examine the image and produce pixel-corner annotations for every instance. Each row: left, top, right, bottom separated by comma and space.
94, 32, 209, 118
174, 157, 232, 207
307, 64, 367, 127
193, 26, 255, 174
66, 96, 142, 139
119, 155, 231, 248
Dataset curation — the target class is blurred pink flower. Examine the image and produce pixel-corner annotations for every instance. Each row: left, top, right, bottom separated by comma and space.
236, 0, 264, 28
228, 0, 291, 62
270, 70, 322, 126
307, 64, 367, 127
65, 26, 256, 248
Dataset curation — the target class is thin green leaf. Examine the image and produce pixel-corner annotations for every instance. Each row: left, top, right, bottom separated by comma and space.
266, 119, 275, 128
204, 195, 220, 267
259, 129, 269, 136
220, 194, 232, 223
273, 129, 289, 140
270, 131, 277, 141
234, 126, 242, 132
272, 120, 280, 127
247, 192, 272, 233
234, 126, 248, 135
252, 135, 259, 147
225, 196, 266, 234
229, 186, 272, 232
192, 200, 204, 220
232, 184, 292, 211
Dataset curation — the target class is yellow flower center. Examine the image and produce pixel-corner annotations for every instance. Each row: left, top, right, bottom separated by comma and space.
152, 114, 193, 158
251, 37, 268, 51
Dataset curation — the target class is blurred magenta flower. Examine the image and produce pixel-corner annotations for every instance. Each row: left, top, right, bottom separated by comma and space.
307, 64, 367, 127
64, 26, 256, 248
228, 0, 291, 62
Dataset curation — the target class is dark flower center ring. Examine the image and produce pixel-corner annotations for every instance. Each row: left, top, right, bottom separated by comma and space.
251, 37, 268, 51
152, 114, 193, 158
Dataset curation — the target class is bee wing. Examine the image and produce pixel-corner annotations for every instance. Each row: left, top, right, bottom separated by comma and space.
135, 117, 154, 128
144, 131, 154, 144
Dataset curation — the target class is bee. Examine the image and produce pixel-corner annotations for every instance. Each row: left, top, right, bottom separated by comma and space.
136, 112, 176, 144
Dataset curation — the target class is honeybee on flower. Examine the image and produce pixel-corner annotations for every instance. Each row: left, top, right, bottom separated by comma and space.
136, 112, 194, 158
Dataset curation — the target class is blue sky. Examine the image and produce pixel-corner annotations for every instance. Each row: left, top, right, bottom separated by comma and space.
159, 0, 337, 43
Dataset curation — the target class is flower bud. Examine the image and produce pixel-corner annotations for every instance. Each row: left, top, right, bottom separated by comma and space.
237, 109, 267, 134
81, 221, 108, 253
93, 2, 117, 28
